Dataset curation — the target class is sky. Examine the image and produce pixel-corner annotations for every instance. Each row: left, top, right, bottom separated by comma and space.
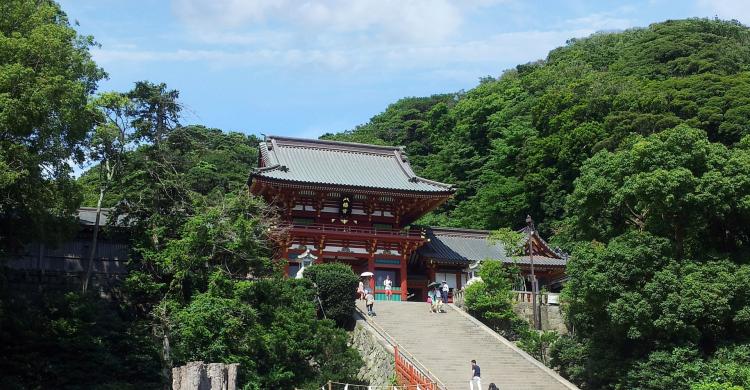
59, 0, 750, 140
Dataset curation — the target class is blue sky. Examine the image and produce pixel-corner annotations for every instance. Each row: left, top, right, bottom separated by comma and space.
59, 0, 749, 139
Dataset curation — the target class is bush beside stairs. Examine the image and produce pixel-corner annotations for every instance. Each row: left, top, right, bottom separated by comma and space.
356, 300, 579, 390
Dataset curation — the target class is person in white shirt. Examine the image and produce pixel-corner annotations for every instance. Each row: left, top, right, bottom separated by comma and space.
441, 281, 450, 305
365, 290, 375, 316
357, 280, 365, 300
384, 275, 393, 300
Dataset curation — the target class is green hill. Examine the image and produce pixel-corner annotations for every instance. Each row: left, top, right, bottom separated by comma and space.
324, 18, 750, 234
325, 18, 750, 389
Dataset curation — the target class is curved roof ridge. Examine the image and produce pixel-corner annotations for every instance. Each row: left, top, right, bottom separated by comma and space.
269, 135, 403, 153
428, 226, 492, 236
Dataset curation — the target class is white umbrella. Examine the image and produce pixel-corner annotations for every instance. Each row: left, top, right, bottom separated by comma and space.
360, 271, 374, 277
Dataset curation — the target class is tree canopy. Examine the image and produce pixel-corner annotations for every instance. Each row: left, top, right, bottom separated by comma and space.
0, 0, 104, 252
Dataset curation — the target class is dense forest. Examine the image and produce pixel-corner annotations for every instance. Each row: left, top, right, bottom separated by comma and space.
325, 18, 750, 390
0, 1, 362, 389
2, 0, 750, 388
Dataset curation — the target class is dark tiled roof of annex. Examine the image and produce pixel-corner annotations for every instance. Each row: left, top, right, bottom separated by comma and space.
419, 227, 567, 267
251, 136, 454, 194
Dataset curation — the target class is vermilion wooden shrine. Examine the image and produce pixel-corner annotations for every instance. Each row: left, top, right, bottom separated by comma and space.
249, 136, 567, 301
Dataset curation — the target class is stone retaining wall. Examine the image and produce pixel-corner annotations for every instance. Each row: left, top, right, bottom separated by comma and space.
172, 361, 239, 390
514, 303, 568, 334
349, 318, 396, 387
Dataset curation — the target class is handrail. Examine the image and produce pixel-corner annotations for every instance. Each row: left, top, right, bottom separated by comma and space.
288, 223, 424, 238
354, 305, 447, 390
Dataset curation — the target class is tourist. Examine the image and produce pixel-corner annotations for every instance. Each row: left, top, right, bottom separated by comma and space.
433, 286, 445, 313
441, 281, 449, 305
357, 279, 365, 300
365, 289, 375, 316
469, 360, 482, 390
427, 287, 437, 313
384, 275, 393, 300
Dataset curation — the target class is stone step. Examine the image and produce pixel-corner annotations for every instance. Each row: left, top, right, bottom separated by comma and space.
357, 301, 578, 390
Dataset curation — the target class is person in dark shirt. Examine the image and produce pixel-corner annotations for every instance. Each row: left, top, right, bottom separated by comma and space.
470, 359, 482, 390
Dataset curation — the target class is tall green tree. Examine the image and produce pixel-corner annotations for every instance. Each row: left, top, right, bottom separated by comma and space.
553, 127, 750, 388
82, 92, 132, 293
0, 0, 104, 252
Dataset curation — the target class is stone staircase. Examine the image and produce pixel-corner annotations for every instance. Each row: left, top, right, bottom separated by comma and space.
357, 301, 578, 390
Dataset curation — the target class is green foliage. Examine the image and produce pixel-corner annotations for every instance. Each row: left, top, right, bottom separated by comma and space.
489, 227, 526, 256
0, 0, 105, 252
464, 261, 527, 339
170, 272, 363, 389
563, 125, 750, 258
518, 330, 559, 366
303, 262, 359, 328
0, 286, 161, 389
549, 335, 588, 385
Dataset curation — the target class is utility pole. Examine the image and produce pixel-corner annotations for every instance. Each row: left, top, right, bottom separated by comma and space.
526, 215, 540, 330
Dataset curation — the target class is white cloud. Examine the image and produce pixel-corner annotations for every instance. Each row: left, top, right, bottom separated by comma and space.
96, 0, 623, 82
93, 28, 594, 77
171, 0, 500, 45
173, 0, 286, 28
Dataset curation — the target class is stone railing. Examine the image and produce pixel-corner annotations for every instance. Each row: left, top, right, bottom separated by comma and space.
513, 291, 560, 305
451, 289, 560, 307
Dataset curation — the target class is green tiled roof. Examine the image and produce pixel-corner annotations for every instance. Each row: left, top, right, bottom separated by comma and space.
252, 136, 454, 193
419, 227, 567, 267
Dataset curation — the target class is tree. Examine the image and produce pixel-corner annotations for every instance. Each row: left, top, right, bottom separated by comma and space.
169, 272, 363, 389
0, 0, 104, 252
128, 81, 181, 147
464, 260, 525, 339
303, 262, 359, 328
82, 92, 132, 293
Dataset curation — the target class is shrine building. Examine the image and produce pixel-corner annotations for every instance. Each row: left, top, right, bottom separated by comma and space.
248, 136, 567, 301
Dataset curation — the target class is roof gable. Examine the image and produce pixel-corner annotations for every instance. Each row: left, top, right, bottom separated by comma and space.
419, 227, 567, 267
252, 136, 453, 193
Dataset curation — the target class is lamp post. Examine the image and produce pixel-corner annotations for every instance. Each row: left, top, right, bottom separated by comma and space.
526, 215, 540, 330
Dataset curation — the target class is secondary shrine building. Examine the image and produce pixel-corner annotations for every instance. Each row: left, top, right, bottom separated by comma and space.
248, 136, 567, 301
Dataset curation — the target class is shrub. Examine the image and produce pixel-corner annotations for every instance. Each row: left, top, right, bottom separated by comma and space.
303, 263, 359, 328
464, 260, 527, 339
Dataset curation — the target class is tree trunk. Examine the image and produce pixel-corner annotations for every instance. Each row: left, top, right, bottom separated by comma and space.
82, 187, 104, 294
162, 331, 173, 390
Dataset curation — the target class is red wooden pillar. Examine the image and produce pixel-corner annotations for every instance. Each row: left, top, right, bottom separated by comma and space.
282, 245, 290, 277
317, 236, 325, 264
400, 252, 408, 301
455, 270, 462, 290
368, 251, 375, 292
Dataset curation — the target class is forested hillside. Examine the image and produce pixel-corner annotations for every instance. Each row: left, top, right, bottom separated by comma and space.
1, 2, 363, 388
324, 19, 750, 235
326, 18, 750, 390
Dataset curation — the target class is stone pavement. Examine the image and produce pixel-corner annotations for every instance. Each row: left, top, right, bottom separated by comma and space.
358, 300, 579, 390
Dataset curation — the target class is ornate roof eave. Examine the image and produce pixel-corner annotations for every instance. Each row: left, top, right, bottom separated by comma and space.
249, 174, 456, 198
